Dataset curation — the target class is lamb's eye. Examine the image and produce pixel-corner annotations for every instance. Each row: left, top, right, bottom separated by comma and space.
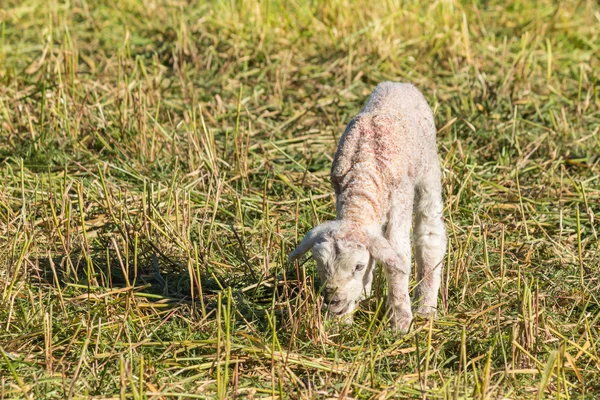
355, 263, 366, 272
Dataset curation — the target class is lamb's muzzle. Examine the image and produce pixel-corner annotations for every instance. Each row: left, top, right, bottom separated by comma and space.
289, 82, 447, 333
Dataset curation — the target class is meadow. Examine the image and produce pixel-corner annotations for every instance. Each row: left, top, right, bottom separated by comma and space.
1, 0, 599, 398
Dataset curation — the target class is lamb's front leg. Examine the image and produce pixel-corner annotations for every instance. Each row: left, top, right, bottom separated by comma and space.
385, 190, 414, 333
384, 260, 412, 333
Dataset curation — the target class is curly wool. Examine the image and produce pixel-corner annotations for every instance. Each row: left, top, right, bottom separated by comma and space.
331, 82, 438, 225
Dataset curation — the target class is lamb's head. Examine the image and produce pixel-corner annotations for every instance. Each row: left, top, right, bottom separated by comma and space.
288, 221, 404, 317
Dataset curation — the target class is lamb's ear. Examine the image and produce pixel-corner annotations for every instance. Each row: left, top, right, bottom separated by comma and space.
366, 232, 409, 273
288, 221, 339, 263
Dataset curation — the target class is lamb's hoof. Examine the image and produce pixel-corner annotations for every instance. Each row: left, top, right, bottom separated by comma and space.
415, 306, 437, 319
389, 314, 412, 334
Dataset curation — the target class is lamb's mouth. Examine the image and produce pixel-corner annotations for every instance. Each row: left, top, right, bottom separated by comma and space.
326, 302, 351, 316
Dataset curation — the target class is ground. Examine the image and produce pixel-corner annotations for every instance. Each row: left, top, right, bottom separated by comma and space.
0, 0, 599, 398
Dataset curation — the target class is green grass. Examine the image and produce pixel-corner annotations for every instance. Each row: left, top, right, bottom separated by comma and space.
1, 0, 599, 398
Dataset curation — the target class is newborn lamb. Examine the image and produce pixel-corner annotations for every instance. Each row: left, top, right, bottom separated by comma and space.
288, 82, 446, 333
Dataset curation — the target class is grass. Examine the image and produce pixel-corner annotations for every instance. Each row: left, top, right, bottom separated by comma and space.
0, 0, 599, 398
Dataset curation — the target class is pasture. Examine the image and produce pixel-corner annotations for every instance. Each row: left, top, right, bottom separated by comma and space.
0, 0, 599, 398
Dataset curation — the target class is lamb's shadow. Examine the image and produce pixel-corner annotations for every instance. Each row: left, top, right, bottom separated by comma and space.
35, 244, 308, 330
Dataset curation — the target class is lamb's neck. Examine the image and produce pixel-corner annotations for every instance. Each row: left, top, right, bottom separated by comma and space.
337, 198, 380, 226
335, 166, 388, 225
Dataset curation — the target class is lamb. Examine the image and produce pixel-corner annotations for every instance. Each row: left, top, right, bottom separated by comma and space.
288, 82, 447, 333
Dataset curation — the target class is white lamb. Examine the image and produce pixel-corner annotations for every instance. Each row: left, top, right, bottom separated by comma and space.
288, 82, 447, 333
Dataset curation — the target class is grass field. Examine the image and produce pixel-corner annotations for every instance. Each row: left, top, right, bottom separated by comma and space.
1, 0, 599, 398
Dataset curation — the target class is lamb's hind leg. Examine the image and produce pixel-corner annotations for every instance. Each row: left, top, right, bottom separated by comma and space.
385, 187, 414, 333
413, 167, 447, 317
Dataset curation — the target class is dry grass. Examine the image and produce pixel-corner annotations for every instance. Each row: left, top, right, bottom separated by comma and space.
0, 0, 599, 398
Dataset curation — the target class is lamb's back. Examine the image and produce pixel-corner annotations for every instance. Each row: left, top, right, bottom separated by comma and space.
332, 83, 437, 186
361, 82, 436, 142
